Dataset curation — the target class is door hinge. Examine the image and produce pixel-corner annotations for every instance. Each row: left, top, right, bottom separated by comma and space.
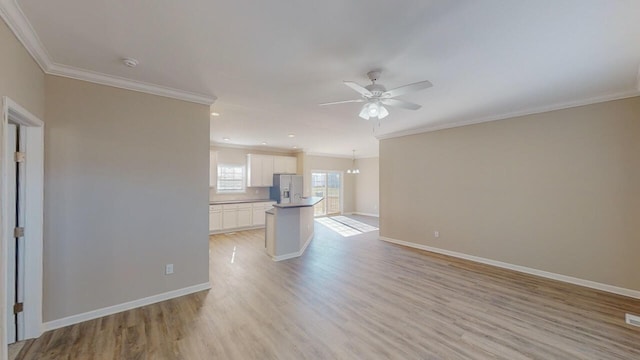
14, 151, 26, 163
13, 302, 23, 314
14, 227, 24, 238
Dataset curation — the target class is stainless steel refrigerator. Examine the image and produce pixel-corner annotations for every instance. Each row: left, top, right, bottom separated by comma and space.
270, 174, 303, 204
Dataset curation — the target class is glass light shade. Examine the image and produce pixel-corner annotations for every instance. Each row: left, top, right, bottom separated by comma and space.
359, 102, 388, 120
368, 103, 379, 117
358, 104, 370, 120
378, 104, 389, 119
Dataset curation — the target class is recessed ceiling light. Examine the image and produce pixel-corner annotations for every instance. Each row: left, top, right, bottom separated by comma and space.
288, 133, 295, 138
223, 137, 231, 141
123, 58, 139, 68
211, 112, 220, 117
261, 141, 267, 145
292, 145, 298, 149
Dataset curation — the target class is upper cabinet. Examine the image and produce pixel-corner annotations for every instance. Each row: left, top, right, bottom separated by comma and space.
273, 155, 297, 174
247, 154, 297, 187
247, 154, 274, 187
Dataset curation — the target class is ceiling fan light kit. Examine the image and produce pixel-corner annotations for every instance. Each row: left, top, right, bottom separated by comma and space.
320, 70, 432, 120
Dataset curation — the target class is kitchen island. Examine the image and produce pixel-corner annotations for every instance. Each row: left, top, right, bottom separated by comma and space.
265, 197, 323, 261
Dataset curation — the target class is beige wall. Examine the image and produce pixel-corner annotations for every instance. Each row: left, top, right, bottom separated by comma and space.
44, 76, 210, 321
0, 17, 45, 349
355, 157, 379, 216
303, 154, 356, 214
0, 20, 45, 119
380, 97, 640, 291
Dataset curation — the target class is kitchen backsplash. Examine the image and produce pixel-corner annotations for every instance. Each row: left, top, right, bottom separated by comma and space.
209, 187, 271, 202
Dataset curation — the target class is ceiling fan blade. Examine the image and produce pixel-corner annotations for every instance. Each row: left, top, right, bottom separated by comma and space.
319, 99, 366, 106
382, 80, 433, 98
344, 81, 373, 97
380, 98, 422, 110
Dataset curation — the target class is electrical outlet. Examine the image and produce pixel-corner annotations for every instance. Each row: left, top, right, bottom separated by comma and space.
626, 313, 640, 327
434, 231, 440, 238
165, 264, 174, 275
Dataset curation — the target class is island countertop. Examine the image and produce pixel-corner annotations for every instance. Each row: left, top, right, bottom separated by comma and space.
272, 197, 323, 209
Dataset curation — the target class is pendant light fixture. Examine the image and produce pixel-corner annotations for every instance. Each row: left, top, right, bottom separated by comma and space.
347, 150, 360, 174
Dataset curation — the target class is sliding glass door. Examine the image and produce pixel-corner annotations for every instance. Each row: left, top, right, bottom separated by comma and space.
311, 171, 342, 216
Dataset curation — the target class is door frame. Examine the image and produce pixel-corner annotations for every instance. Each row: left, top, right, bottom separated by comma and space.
1, 97, 44, 353
310, 169, 344, 216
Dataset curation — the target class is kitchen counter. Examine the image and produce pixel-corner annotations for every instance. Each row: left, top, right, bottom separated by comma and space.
265, 197, 323, 261
210, 199, 273, 205
272, 197, 323, 208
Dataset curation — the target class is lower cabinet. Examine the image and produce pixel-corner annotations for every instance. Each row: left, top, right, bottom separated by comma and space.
211, 201, 276, 233
209, 205, 222, 232
222, 208, 237, 229
252, 202, 276, 226
237, 207, 252, 227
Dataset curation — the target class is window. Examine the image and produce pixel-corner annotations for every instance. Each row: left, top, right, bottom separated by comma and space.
217, 164, 246, 193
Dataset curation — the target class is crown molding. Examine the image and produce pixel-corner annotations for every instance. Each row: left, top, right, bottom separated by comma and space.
377, 89, 640, 140
305, 152, 356, 159
48, 63, 215, 105
0, 0, 50, 69
0, 0, 215, 105
210, 142, 299, 155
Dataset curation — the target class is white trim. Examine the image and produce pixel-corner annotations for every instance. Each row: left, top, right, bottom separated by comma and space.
352, 212, 380, 218
379, 236, 640, 300
272, 232, 314, 262
376, 90, 640, 140
209, 224, 265, 235
1, 97, 44, 360
46, 63, 215, 105
306, 152, 355, 159
0, 0, 50, 71
306, 152, 379, 159
210, 142, 299, 155
42, 282, 211, 332
0, 0, 215, 105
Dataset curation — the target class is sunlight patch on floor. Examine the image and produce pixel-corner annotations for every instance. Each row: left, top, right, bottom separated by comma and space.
315, 217, 362, 237
331, 216, 379, 233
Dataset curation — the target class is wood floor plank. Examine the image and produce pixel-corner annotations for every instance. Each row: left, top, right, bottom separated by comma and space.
15, 216, 640, 359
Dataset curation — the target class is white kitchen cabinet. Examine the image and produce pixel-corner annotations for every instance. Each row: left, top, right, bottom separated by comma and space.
252, 201, 276, 226
222, 204, 238, 229
209, 205, 222, 232
211, 201, 276, 233
237, 204, 252, 227
247, 154, 274, 187
273, 156, 297, 174
252, 206, 265, 226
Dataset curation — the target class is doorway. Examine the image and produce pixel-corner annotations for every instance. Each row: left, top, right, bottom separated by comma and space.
1, 97, 44, 353
311, 171, 342, 216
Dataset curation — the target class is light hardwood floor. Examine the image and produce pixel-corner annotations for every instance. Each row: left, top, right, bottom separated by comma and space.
16, 216, 640, 359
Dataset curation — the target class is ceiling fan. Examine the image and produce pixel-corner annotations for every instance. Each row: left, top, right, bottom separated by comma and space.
319, 70, 432, 120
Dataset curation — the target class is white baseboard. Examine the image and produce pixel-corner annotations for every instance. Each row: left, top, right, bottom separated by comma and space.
272, 232, 314, 262
379, 236, 640, 299
209, 224, 264, 235
42, 282, 211, 332
353, 212, 380, 218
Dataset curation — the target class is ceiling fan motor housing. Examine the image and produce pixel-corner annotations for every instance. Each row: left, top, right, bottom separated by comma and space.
365, 83, 386, 97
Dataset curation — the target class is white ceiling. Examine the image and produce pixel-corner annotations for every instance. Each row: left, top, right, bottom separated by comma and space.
6, 0, 640, 157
